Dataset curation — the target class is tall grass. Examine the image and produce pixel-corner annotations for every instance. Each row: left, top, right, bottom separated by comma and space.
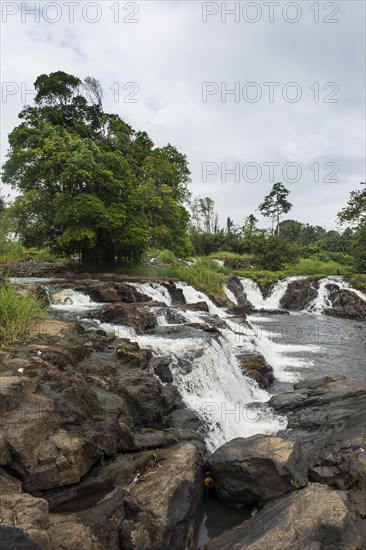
286, 258, 355, 276
161, 257, 226, 300
0, 283, 46, 348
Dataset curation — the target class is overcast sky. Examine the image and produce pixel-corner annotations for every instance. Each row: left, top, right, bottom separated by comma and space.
1, 0, 365, 230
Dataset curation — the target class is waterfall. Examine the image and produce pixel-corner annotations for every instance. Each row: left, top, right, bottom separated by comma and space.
43, 276, 364, 451
49, 288, 100, 311
305, 276, 366, 314
239, 276, 306, 310
69, 279, 289, 451
238, 278, 265, 308
305, 278, 333, 313
125, 282, 173, 305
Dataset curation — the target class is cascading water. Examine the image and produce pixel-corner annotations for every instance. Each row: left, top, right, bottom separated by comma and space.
41, 275, 364, 451
238, 276, 306, 310
49, 288, 100, 311
125, 282, 173, 305
238, 278, 265, 308
306, 276, 366, 314
305, 278, 333, 314
48, 280, 287, 451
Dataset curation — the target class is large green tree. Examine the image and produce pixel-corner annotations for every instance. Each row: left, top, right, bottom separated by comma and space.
258, 182, 292, 235
338, 182, 366, 272
2, 72, 191, 268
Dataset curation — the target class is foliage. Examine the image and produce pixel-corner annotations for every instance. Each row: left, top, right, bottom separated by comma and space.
284, 258, 355, 276
351, 225, 366, 272
0, 242, 27, 263
258, 182, 292, 234
252, 234, 299, 271
348, 274, 366, 293
0, 282, 46, 348
161, 257, 226, 300
155, 249, 176, 264
2, 71, 191, 269
338, 182, 366, 228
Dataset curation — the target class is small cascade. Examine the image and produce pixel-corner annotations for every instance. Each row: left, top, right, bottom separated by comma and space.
49, 288, 100, 311
224, 286, 238, 305
264, 277, 306, 309
305, 276, 366, 314
330, 277, 366, 302
239, 276, 306, 310
125, 282, 172, 305
238, 278, 265, 308
305, 278, 333, 313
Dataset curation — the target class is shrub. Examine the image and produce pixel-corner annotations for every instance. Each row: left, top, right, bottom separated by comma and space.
161, 257, 226, 300
0, 283, 46, 348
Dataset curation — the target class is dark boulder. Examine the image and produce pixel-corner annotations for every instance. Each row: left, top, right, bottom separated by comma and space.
93, 303, 157, 334
204, 483, 363, 550
269, 375, 366, 488
324, 287, 366, 319
120, 443, 204, 550
237, 353, 274, 389
161, 281, 186, 304
207, 435, 308, 507
280, 277, 318, 310
182, 302, 210, 312
74, 281, 152, 303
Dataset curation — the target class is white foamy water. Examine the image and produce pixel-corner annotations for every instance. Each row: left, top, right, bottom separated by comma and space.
304, 276, 366, 314
224, 285, 238, 305
119, 328, 286, 451
125, 282, 172, 305
49, 289, 100, 311
239, 276, 306, 310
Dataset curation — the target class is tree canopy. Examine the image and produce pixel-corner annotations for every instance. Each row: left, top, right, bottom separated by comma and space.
258, 182, 292, 234
2, 71, 192, 268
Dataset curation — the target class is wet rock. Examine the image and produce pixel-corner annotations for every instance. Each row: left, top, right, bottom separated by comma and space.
150, 356, 173, 384
93, 303, 157, 334
280, 277, 318, 310
269, 375, 366, 487
324, 287, 366, 319
204, 483, 363, 550
182, 301, 209, 312
226, 276, 251, 307
117, 369, 172, 426
120, 443, 203, 550
164, 308, 187, 325
237, 353, 274, 389
161, 282, 186, 304
207, 435, 308, 507
0, 470, 51, 548
73, 281, 152, 303
0, 371, 120, 492
226, 303, 253, 317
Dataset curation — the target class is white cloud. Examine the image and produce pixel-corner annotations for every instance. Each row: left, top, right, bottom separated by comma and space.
1, 0, 365, 229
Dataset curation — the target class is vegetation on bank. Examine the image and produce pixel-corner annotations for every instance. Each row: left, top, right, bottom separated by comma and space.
0, 281, 47, 349
0, 71, 364, 286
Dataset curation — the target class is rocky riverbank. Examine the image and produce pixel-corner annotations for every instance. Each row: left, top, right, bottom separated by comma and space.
0, 273, 365, 548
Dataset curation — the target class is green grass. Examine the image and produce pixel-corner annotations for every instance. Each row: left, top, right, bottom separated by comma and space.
209, 251, 254, 262
0, 242, 27, 263
235, 268, 287, 289
0, 242, 63, 264
348, 274, 366, 293
161, 257, 227, 300
284, 258, 355, 276
0, 283, 47, 349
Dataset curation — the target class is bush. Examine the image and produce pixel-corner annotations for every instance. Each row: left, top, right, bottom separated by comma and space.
161, 257, 226, 300
286, 258, 355, 276
252, 235, 299, 271
155, 249, 176, 264
0, 282, 46, 348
